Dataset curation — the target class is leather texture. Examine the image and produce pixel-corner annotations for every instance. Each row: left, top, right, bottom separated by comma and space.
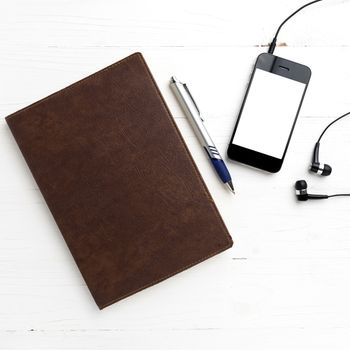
6, 52, 233, 309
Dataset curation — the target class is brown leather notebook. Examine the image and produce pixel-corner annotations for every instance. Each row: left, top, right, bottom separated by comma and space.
6, 52, 233, 309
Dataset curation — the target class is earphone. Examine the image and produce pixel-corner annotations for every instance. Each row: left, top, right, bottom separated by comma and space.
310, 141, 332, 176
295, 112, 350, 201
309, 112, 350, 176
295, 180, 350, 201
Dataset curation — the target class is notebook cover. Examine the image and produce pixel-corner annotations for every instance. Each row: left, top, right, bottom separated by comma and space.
5, 52, 233, 309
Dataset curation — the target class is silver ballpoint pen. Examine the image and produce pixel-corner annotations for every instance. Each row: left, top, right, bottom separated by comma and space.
170, 76, 235, 194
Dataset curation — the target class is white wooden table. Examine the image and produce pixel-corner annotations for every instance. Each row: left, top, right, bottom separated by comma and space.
1, 0, 350, 348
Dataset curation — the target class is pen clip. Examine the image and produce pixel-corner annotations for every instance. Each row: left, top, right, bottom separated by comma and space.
182, 83, 203, 121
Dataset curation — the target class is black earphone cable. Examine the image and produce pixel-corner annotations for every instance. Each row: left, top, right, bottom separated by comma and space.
268, 0, 323, 54
315, 112, 350, 198
317, 111, 350, 143
328, 194, 350, 198
312, 111, 350, 164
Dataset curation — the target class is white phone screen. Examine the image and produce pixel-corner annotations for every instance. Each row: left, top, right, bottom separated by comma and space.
232, 68, 306, 159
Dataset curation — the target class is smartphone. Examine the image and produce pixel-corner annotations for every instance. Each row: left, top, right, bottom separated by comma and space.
227, 53, 311, 173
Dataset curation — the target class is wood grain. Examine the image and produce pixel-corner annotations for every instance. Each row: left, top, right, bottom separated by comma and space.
1, 0, 350, 349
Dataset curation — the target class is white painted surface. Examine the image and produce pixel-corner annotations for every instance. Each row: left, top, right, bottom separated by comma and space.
1, 0, 350, 349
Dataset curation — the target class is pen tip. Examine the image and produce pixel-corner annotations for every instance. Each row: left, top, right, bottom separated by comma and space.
226, 181, 235, 194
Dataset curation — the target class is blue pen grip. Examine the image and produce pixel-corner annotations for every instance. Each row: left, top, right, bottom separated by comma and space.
209, 157, 231, 183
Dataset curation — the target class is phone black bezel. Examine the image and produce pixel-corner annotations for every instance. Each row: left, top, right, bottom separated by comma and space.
227, 53, 311, 173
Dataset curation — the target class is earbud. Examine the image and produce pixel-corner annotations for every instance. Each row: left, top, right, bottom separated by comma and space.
295, 180, 329, 201
310, 162, 332, 176
309, 142, 332, 176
